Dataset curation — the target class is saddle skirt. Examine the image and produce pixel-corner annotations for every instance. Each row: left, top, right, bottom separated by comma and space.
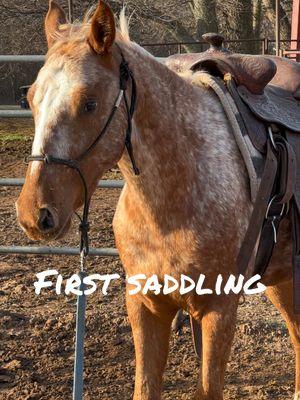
238, 85, 300, 133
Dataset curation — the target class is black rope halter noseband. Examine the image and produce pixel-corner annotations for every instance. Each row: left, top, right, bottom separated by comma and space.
25, 50, 139, 258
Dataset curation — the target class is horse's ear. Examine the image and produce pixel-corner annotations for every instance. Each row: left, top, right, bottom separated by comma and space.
88, 1, 116, 55
45, 0, 67, 49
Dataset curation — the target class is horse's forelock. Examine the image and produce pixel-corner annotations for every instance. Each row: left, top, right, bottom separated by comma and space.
118, 8, 131, 42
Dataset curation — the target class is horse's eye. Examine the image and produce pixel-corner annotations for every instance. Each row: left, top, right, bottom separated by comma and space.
84, 100, 97, 113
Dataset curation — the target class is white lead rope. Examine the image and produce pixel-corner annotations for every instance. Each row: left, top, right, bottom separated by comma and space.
73, 252, 87, 400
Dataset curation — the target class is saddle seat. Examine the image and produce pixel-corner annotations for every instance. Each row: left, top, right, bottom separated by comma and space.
165, 33, 300, 134
165, 33, 300, 100
190, 33, 277, 95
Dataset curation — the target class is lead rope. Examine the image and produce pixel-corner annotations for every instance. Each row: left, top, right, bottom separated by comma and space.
73, 187, 89, 400
73, 252, 87, 400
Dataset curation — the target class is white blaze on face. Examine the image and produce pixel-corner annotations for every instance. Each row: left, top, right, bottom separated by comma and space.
30, 62, 78, 174
29, 52, 112, 176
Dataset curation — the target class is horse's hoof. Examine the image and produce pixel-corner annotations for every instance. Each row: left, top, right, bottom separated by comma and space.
172, 309, 188, 333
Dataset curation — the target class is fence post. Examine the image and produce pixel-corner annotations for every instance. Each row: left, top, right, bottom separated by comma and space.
261, 38, 267, 55
275, 0, 281, 56
68, 0, 74, 23
266, 38, 270, 55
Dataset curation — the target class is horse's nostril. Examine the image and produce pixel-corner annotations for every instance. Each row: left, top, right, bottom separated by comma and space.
38, 208, 55, 232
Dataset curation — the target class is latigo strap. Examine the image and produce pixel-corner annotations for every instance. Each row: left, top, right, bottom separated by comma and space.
238, 132, 296, 278
286, 132, 300, 313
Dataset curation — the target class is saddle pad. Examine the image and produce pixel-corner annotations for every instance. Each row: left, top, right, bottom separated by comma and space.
238, 85, 300, 133
190, 72, 264, 202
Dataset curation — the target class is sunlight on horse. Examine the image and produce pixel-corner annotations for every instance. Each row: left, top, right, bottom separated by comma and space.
15, 1, 300, 399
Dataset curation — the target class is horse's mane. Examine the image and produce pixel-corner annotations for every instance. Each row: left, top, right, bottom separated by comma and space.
53, 7, 131, 44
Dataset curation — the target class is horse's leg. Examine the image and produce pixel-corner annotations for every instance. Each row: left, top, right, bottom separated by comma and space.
195, 297, 238, 400
266, 280, 300, 399
126, 291, 176, 400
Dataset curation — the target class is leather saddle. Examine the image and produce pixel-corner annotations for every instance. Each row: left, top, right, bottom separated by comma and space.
166, 33, 300, 96
166, 33, 300, 134
166, 34, 300, 316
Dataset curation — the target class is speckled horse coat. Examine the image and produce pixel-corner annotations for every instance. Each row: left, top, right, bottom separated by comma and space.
16, 1, 300, 399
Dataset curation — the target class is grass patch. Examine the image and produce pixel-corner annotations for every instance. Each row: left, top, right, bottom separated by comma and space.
0, 119, 34, 144
0, 132, 31, 144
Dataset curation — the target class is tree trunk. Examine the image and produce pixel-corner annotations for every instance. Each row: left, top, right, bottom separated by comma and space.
190, 0, 218, 39
217, 0, 254, 53
263, 0, 291, 40
254, 0, 263, 53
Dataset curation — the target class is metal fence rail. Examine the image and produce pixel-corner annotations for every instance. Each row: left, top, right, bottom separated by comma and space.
0, 110, 32, 118
0, 178, 124, 189
0, 246, 118, 256
0, 55, 45, 62
0, 179, 124, 257
0, 55, 164, 63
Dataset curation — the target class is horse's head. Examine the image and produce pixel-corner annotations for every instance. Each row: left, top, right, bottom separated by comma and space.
16, 0, 129, 241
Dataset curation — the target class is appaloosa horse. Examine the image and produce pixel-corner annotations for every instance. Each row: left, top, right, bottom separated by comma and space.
16, 1, 300, 399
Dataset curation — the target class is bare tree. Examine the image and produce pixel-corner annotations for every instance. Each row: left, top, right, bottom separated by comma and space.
0, 0, 293, 104
216, 0, 254, 52
191, 0, 218, 37
263, 0, 292, 39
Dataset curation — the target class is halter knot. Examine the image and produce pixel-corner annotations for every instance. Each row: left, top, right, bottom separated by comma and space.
79, 221, 90, 256
79, 221, 90, 233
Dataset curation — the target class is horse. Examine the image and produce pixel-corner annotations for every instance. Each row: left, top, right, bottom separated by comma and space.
15, 1, 300, 399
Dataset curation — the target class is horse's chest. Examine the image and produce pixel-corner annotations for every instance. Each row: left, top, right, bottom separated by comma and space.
113, 197, 195, 278
113, 187, 242, 278
114, 217, 176, 276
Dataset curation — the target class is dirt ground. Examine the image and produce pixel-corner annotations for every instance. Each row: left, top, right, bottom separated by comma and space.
0, 119, 296, 399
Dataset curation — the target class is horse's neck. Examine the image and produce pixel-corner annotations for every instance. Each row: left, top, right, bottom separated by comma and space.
117, 44, 224, 219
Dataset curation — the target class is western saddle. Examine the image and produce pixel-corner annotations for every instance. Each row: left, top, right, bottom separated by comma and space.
166, 34, 300, 312
166, 33, 300, 97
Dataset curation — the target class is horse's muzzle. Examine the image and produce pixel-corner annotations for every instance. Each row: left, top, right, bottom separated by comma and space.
15, 200, 68, 241
38, 207, 57, 232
